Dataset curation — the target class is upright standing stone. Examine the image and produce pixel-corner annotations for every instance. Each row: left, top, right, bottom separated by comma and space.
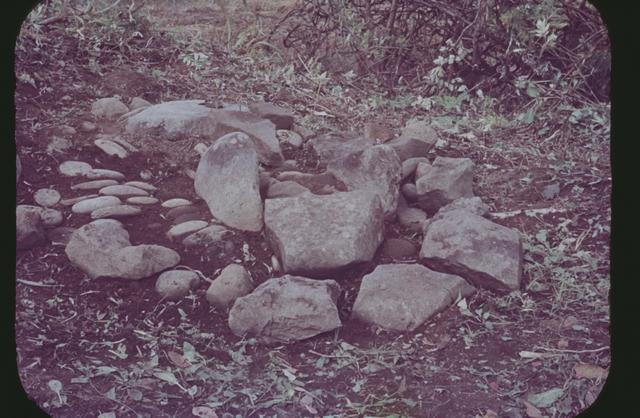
195, 132, 263, 232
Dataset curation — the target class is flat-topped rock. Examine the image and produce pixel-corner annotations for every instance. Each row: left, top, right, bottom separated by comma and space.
386, 118, 438, 161
71, 179, 119, 191
126, 196, 159, 205
276, 130, 303, 148
99, 185, 149, 197
34, 188, 61, 207
71, 196, 122, 214
264, 190, 384, 276
420, 209, 523, 292
161, 198, 193, 208
195, 132, 263, 232
125, 100, 213, 140
91, 205, 142, 219
352, 264, 475, 331
59, 161, 92, 177
266, 180, 310, 198
228, 275, 342, 343
167, 220, 208, 239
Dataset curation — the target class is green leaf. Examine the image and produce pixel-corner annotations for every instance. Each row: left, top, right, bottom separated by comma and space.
526, 82, 540, 98
48, 379, 63, 394
154, 371, 179, 386
527, 387, 564, 408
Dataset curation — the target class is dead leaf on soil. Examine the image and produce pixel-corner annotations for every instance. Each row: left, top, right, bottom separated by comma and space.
574, 363, 608, 380
474, 409, 498, 418
168, 350, 190, 368
192, 406, 219, 418
300, 394, 318, 414
522, 400, 546, 418
527, 387, 564, 408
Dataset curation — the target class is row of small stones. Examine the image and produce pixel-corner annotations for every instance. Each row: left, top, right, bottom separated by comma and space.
34, 160, 222, 244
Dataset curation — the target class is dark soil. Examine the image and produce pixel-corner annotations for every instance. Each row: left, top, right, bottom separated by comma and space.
13, 1, 611, 417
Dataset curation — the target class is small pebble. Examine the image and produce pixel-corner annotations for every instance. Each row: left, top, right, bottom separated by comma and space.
139, 170, 153, 180
91, 205, 142, 219
71, 196, 122, 214
80, 121, 97, 132
60, 194, 99, 206
71, 179, 119, 191
99, 185, 148, 197
126, 196, 159, 205
95, 139, 128, 158
59, 161, 92, 177
161, 198, 192, 208
167, 220, 208, 239
34, 188, 61, 207
40, 208, 64, 227
124, 181, 156, 191
84, 168, 125, 180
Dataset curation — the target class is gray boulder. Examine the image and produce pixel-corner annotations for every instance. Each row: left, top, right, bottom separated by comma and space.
91, 97, 129, 120
327, 145, 401, 218
416, 157, 475, 214
228, 275, 341, 343
16, 205, 46, 250
401, 157, 430, 180
397, 207, 427, 232
386, 118, 438, 161
206, 264, 254, 309
155, 270, 200, 301
125, 100, 214, 140
266, 180, 310, 198
264, 191, 384, 276
306, 133, 374, 163
420, 209, 522, 291
248, 102, 294, 130
352, 264, 475, 331
65, 219, 180, 280
275, 171, 344, 195
194, 132, 263, 232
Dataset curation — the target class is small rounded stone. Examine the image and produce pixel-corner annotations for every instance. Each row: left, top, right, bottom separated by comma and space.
34, 188, 61, 207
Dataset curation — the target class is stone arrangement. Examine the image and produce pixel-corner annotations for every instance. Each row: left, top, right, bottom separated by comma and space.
16, 96, 524, 344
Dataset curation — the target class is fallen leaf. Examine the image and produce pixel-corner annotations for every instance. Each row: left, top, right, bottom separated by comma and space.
522, 400, 545, 418
154, 371, 179, 386
574, 363, 608, 380
475, 409, 498, 418
300, 394, 317, 414
527, 387, 564, 408
557, 339, 569, 348
168, 351, 190, 368
489, 381, 500, 392
97, 413, 116, 418
192, 406, 219, 418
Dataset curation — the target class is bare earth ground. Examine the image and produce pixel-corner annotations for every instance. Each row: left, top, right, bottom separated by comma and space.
12, 1, 614, 417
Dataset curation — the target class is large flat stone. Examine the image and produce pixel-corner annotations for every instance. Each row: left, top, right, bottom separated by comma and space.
306, 133, 374, 163
352, 264, 475, 331
195, 132, 263, 232
228, 275, 341, 343
420, 209, 522, 292
264, 190, 384, 276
